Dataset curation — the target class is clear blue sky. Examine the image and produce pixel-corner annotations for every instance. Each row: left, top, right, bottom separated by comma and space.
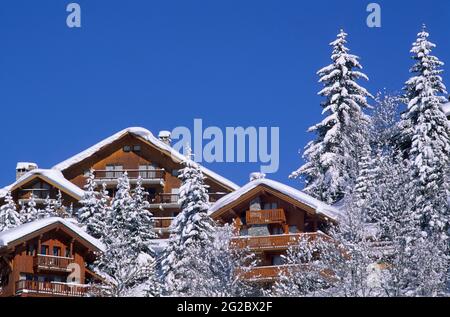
0, 0, 449, 188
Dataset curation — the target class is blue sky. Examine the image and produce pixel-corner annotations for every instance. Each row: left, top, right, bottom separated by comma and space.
0, 0, 449, 188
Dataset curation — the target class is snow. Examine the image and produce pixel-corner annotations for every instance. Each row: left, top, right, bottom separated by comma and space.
441, 102, 450, 117
0, 169, 85, 200
16, 162, 38, 170
52, 127, 239, 191
0, 217, 105, 252
209, 178, 343, 221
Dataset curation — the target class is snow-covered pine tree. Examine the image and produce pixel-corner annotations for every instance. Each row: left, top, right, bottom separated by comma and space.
54, 190, 68, 218
130, 176, 156, 254
20, 194, 39, 223
38, 195, 58, 219
87, 182, 110, 240
399, 26, 450, 236
160, 148, 216, 296
267, 236, 330, 297
92, 173, 154, 296
290, 29, 373, 204
320, 197, 381, 297
78, 169, 99, 227
0, 191, 21, 232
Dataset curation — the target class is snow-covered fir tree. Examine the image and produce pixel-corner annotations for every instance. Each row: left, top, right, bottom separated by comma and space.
267, 237, 330, 297
20, 194, 39, 223
54, 190, 68, 218
130, 176, 157, 254
399, 26, 450, 236
0, 191, 21, 232
37, 195, 58, 219
160, 148, 217, 296
291, 29, 373, 204
87, 182, 110, 240
78, 169, 99, 227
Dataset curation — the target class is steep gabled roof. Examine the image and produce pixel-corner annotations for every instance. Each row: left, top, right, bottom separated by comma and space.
52, 127, 239, 191
0, 169, 85, 200
209, 178, 343, 221
0, 217, 105, 252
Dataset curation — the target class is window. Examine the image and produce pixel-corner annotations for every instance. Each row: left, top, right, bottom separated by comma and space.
171, 169, 179, 177
272, 227, 283, 235
272, 255, 283, 266
263, 202, 278, 210
133, 145, 141, 152
40, 245, 49, 255
53, 247, 61, 257
65, 248, 71, 258
26, 244, 36, 256
106, 165, 123, 178
123, 145, 131, 152
289, 226, 299, 234
139, 164, 158, 179
171, 188, 180, 203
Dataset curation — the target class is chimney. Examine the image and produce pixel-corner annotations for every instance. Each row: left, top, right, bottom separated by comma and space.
158, 131, 172, 145
250, 172, 266, 182
16, 162, 38, 180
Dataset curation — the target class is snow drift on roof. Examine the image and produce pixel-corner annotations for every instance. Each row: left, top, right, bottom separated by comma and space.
52, 127, 239, 191
208, 178, 343, 221
0, 169, 85, 200
0, 217, 105, 252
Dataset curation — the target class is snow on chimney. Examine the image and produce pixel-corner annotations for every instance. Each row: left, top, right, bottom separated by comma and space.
250, 172, 266, 182
16, 162, 38, 180
158, 130, 172, 145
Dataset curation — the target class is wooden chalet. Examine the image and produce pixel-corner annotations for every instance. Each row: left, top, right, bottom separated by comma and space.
0, 217, 105, 297
0, 127, 239, 239
209, 176, 342, 283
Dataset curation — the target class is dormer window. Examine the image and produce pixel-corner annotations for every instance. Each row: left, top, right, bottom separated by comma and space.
123, 145, 132, 153
133, 145, 141, 152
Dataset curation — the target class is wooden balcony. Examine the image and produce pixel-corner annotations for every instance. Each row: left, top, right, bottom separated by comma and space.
152, 217, 174, 231
246, 209, 286, 225
15, 280, 89, 297
238, 265, 293, 282
93, 169, 165, 186
34, 255, 74, 272
231, 233, 325, 251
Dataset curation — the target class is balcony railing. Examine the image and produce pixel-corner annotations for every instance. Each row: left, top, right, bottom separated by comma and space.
93, 169, 165, 181
153, 217, 174, 229
231, 233, 325, 251
15, 280, 89, 297
34, 255, 74, 272
246, 209, 286, 225
152, 193, 179, 204
238, 265, 294, 281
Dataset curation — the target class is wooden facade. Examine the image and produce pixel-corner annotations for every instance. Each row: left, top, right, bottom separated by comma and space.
0, 221, 102, 297
210, 181, 336, 283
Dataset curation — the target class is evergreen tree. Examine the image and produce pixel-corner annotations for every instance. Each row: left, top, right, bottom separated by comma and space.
87, 183, 110, 240
400, 26, 450, 236
78, 169, 99, 226
291, 29, 372, 204
38, 195, 58, 219
21, 194, 39, 223
160, 149, 216, 296
0, 191, 21, 232
54, 190, 68, 218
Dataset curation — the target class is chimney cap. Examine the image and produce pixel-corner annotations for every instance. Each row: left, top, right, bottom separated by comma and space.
250, 172, 266, 181
16, 162, 38, 170
158, 130, 171, 138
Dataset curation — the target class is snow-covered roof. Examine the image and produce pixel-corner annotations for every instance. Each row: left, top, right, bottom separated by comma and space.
209, 178, 343, 221
16, 162, 38, 170
52, 127, 239, 191
0, 169, 85, 200
0, 217, 105, 252
442, 102, 450, 117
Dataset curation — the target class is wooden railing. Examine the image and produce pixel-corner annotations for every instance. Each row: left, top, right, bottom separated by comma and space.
15, 280, 89, 297
153, 217, 174, 229
152, 193, 179, 204
231, 233, 325, 251
238, 265, 293, 281
246, 209, 286, 225
34, 255, 74, 272
93, 169, 165, 180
